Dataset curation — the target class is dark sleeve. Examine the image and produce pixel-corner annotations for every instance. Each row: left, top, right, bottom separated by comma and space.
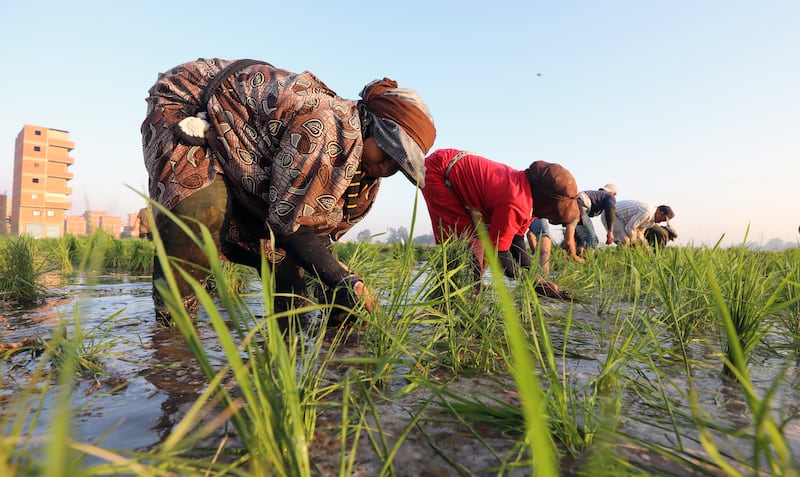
277, 225, 351, 287
603, 206, 616, 231
498, 250, 519, 279
509, 234, 531, 270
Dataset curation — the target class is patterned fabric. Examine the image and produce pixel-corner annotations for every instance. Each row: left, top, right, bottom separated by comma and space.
141, 58, 379, 249
359, 79, 436, 187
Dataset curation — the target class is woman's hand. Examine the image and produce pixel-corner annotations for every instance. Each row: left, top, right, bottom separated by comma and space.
352, 280, 376, 313
325, 274, 378, 326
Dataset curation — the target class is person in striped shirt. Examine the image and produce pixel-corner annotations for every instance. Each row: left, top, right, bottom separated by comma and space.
605, 200, 674, 246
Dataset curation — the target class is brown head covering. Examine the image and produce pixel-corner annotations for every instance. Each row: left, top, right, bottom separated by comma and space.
360, 78, 436, 186
361, 78, 436, 152
525, 161, 580, 225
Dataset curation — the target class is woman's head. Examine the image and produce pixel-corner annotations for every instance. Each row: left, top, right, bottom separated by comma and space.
360, 78, 436, 187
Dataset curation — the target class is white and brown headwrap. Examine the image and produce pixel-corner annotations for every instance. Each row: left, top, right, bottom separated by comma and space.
359, 78, 436, 187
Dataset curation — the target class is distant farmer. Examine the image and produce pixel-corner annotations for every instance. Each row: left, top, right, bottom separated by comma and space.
575, 183, 618, 256
142, 57, 436, 323
607, 200, 674, 246
645, 223, 678, 248
134, 207, 152, 240
421, 149, 582, 292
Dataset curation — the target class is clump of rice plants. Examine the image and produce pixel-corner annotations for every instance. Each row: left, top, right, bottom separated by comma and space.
46, 310, 119, 381
705, 244, 799, 379
776, 248, 800, 352
75, 229, 116, 274
650, 247, 711, 363
124, 237, 154, 274
415, 236, 505, 374
41, 236, 77, 276
0, 236, 49, 304
149, 205, 333, 476
422, 234, 479, 305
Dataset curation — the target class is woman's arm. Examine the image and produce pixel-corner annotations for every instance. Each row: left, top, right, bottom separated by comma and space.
278, 226, 374, 311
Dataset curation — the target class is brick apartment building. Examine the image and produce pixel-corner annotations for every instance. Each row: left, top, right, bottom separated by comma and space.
0, 193, 7, 235
11, 125, 74, 238
85, 210, 123, 237
7, 124, 133, 239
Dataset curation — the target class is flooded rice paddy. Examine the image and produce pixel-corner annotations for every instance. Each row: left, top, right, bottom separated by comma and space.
2, 270, 799, 475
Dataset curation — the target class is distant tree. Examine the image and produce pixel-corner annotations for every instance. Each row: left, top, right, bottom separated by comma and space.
413, 234, 436, 245
386, 227, 409, 244
356, 229, 372, 243
763, 237, 791, 251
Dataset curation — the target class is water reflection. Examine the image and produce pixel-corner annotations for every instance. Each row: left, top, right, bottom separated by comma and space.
142, 326, 209, 446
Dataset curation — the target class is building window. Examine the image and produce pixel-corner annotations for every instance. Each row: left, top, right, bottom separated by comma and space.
33, 210, 41, 216
46, 210, 55, 217
34, 162, 40, 167
35, 130, 42, 136
34, 146, 41, 151
31, 193, 38, 199
25, 223, 43, 238
32, 178, 40, 183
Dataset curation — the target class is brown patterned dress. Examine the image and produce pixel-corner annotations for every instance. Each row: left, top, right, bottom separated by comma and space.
142, 58, 379, 256
142, 58, 380, 319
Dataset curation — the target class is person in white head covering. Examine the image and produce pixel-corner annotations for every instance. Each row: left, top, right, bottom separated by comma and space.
142, 58, 436, 324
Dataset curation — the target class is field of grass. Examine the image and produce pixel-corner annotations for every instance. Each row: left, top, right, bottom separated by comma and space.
1, 225, 799, 476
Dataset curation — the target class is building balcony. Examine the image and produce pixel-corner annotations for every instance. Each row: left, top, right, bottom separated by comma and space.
48, 138, 75, 150
49, 170, 74, 180
48, 155, 75, 166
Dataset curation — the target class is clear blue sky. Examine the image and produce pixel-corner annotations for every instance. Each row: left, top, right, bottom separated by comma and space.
2, 1, 798, 248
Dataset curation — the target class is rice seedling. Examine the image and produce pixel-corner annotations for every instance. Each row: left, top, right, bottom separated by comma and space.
219, 261, 256, 295
649, 247, 711, 364
422, 235, 479, 304
75, 229, 115, 275
475, 226, 559, 475
0, 235, 49, 304
418, 238, 504, 374
578, 254, 621, 316
41, 237, 75, 276
775, 248, 800, 352
704, 242, 800, 379
101, 234, 127, 270
45, 308, 121, 381
147, 202, 337, 475
124, 238, 155, 274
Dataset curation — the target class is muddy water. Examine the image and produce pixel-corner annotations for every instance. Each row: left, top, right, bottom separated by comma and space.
1, 272, 799, 475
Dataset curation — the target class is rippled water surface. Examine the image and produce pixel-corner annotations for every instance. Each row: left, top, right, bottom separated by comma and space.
1, 271, 798, 474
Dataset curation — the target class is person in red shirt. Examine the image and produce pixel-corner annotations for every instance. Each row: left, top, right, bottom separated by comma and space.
421, 149, 581, 293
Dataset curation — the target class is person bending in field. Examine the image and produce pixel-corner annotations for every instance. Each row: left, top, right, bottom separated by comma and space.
645, 223, 678, 248
574, 183, 618, 256
607, 200, 674, 247
421, 149, 581, 298
142, 58, 436, 324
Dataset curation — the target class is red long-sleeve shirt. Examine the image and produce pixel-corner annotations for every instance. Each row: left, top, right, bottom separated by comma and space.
422, 149, 533, 252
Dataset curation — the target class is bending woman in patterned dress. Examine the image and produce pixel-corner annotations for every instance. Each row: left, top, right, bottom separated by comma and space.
141, 58, 436, 324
